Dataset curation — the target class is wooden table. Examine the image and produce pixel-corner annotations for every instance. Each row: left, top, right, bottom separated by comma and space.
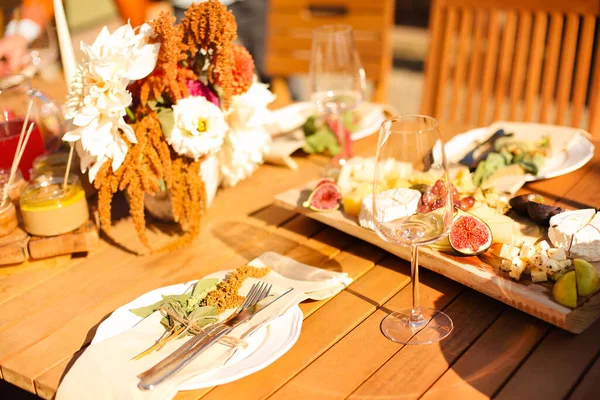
1, 119, 599, 400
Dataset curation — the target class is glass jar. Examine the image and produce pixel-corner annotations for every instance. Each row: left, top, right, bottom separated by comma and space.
0, 168, 27, 204
0, 199, 18, 237
20, 174, 89, 237
31, 152, 77, 173
0, 74, 65, 179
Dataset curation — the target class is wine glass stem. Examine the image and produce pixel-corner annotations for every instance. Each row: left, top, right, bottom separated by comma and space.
410, 244, 424, 325
334, 112, 348, 160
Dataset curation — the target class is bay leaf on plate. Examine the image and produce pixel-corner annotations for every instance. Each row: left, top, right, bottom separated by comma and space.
187, 278, 219, 311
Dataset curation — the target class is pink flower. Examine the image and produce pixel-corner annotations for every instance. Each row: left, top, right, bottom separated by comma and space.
186, 80, 220, 107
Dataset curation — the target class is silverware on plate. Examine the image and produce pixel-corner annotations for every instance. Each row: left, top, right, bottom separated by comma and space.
137, 284, 293, 391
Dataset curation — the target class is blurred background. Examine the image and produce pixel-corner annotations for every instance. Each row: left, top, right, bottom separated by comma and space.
0, 0, 428, 114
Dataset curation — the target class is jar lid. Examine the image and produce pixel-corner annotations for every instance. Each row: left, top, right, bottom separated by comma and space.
20, 174, 84, 210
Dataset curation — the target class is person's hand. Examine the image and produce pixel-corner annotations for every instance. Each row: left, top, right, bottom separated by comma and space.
0, 35, 29, 76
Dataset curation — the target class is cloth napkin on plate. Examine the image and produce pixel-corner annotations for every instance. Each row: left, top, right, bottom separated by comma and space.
56, 252, 352, 400
263, 102, 391, 170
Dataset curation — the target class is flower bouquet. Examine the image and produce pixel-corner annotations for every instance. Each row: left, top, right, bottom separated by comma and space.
63, 0, 274, 250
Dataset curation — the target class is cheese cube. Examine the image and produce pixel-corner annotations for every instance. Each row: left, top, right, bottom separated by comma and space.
537, 240, 550, 251
529, 253, 543, 269
500, 244, 513, 259
519, 244, 536, 261
508, 246, 521, 259
547, 247, 567, 261
501, 258, 512, 272
509, 257, 527, 280
531, 268, 548, 283
540, 249, 549, 264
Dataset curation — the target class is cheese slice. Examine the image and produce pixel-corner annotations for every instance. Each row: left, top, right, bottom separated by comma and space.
359, 188, 421, 231
549, 209, 600, 262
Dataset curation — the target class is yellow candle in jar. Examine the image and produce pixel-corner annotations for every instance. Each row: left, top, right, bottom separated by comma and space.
20, 175, 89, 237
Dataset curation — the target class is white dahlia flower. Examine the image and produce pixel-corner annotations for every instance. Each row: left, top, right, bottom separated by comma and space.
63, 22, 159, 182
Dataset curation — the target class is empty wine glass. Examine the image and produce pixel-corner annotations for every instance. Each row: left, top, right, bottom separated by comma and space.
372, 115, 454, 345
309, 24, 366, 177
28, 23, 59, 72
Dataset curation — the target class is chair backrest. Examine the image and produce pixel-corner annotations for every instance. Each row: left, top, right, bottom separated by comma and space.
265, 0, 395, 103
422, 0, 600, 137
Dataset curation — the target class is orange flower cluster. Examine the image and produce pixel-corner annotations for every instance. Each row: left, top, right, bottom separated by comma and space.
227, 44, 255, 95
93, 0, 254, 251
181, 1, 237, 108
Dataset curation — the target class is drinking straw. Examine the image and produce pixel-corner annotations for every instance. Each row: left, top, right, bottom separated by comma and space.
2, 122, 35, 204
62, 144, 75, 192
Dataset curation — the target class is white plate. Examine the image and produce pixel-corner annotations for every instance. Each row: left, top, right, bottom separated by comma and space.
270, 101, 387, 141
445, 121, 595, 181
92, 271, 303, 391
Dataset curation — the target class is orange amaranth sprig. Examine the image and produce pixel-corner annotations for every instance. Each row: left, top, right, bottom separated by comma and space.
180, 0, 237, 108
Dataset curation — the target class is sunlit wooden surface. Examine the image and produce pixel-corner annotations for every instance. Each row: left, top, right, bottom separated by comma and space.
1, 79, 600, 399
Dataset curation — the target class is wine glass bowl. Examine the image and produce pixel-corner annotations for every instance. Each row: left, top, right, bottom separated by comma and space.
372, 115, 454, 345
309, 24, 366, 174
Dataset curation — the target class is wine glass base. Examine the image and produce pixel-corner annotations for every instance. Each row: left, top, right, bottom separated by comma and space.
380, 308, 453, 345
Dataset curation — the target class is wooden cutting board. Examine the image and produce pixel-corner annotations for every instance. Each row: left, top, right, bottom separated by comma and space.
0, 221, 98, 266
275, 182, 600, 334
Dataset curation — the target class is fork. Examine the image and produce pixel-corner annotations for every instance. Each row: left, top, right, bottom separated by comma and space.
137, 281, 272, 382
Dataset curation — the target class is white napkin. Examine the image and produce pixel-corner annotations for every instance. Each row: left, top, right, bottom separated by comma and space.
263, 102, 390, 169
56, 252, 352, 400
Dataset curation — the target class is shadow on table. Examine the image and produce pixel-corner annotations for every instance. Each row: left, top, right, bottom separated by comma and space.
211, 219, 341, 272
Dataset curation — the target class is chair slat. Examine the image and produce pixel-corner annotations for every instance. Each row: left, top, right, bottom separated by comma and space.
508, 11, 532, 120
539, 13, 564, 123
554, 14, 580, 125
464, 9, 487, 124
422, 4, 446, 116
449, 9, 474, 123
571, 15, 596, 128
493, 11, 518, 120
589, 37, 600, 136
434, 7, 459, 119
524, 12, 548, 121
478, 10, 501, 126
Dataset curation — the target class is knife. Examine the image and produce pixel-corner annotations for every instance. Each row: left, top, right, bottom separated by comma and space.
137, 287, 293, 391
459, 129, 512, 169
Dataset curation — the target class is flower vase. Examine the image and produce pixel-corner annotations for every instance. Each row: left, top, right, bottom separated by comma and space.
144, 155, 220, 222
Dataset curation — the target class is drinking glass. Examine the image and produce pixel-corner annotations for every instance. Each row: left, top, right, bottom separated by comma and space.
28, 23, 59, 71
372, 115, 454, 345
0, 74, 64, 179
309, 24, 366, 176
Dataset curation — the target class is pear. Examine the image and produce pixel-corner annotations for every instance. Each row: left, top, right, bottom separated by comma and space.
574, 259, 600, 297
552, 271, 577, 308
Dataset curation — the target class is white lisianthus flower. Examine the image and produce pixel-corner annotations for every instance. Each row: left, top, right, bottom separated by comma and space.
218, 127, 271, 187
218, 79, 275, 187
63, 22, 160, 182
228, 79, 276, 130
166, 96, 228, 160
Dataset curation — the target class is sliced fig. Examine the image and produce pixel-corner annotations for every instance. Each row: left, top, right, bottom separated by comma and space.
315, 178, 336, 189
509, 193, 545, 216
449, 213, 492, 255
303, 181, 342, 212
527, 201, 564, 225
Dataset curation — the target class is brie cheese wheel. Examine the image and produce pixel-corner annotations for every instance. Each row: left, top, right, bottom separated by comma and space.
549, 209, 600, 262
359, 188, 421, 231
337, 157, 413, 194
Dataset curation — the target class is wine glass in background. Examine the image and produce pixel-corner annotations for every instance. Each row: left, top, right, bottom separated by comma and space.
309, 24, 366, 177
28, 23, 59, 75
372, 115, 454, 345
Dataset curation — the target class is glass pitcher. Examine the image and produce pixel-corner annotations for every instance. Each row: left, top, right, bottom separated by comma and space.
0, 74, 64, 179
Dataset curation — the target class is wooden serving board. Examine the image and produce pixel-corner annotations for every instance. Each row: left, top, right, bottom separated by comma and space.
275, 182, 600, 334
0, 221, 98, 266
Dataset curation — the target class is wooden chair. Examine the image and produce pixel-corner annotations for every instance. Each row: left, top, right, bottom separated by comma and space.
265, 0, 395, 104
421, 0, 600, 137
